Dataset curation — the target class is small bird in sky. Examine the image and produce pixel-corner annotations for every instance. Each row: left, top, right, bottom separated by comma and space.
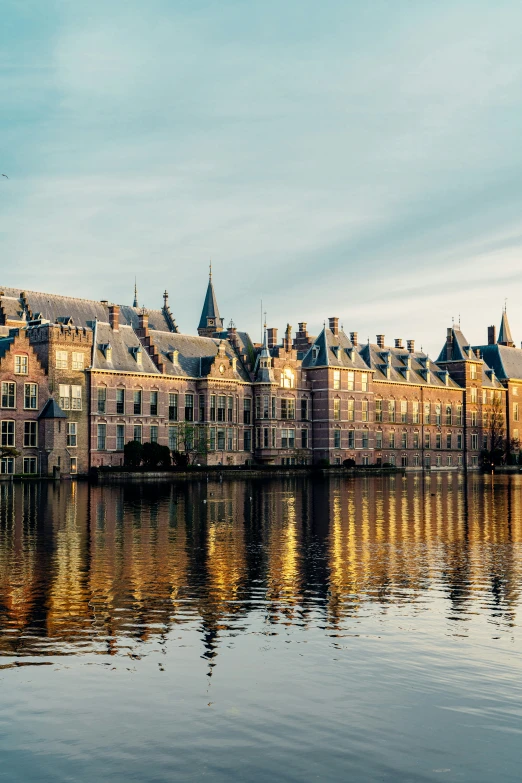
1, 174, 8, 178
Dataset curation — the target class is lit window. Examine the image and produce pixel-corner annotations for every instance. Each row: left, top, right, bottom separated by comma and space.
14, 355, 28, 375
361, 400, 368, 422
56, 351, 68, 369
1, 382, 15, 409
347, 371, 354, 390
72, 352, 84, 370
361, 374, 368, 392
71, 386, 82, 410
333, 370, 341, 390
281, 368, 295, 389
333, 398, 340, 421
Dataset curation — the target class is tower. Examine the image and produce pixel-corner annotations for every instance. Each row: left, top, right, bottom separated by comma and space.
498, 304, 515, 347
198, 263, 224, 337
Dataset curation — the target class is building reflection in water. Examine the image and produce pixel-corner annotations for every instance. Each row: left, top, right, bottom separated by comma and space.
0, 474, 521, 664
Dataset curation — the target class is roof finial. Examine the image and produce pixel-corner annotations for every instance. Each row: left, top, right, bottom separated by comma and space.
163, 289, 169, 306
504, 297, 507, 313
133, 278, 138, 308
209, 260, 212, 279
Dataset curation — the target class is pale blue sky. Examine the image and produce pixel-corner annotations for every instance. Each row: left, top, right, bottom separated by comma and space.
2, 0, 522, 353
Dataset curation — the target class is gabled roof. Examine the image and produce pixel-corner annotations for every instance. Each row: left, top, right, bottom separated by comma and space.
436, 327, 474, 363
147, 330, 251, 381
198, 276, 222, 330
0, 337, 14, 361
361, 342, 461, 389
301, 327, 369, 370
498, 310, 514, 346
38, 399, 66, 419
474, 344, 522, 382
92, 323, 160, 374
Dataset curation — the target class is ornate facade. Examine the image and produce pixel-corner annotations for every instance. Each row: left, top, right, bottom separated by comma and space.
0, 276, 520, 476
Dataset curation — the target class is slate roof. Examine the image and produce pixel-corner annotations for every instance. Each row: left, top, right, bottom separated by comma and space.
0, 296, 26, 323
149, 331, 250, 381
301, 327, 369, 370
198, 277, 222, 330
92, 323, 159, 374
0, 337, 14, 360
0, 288, 176, 332
474, 344, 522, 381
436, 327, 472, 363
38, 399, 66, 419
360, 342, 462, 389
498, 310, 514, 345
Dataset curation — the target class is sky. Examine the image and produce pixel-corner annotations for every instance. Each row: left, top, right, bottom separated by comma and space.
2, 0, 522, 355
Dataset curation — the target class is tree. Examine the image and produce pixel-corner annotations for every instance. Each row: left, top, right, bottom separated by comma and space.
175, 423, 209, 466
481, 393, 506, 468
124, 440, 143, 468
143, 442, 171, 469
0, 446, 20, 460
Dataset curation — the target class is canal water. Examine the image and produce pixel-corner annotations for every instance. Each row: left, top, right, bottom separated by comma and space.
0, 474, 521, 782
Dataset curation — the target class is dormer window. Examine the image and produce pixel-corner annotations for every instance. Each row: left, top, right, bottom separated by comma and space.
312, 345, 319, 361
332, 346, 340, 359
131, 346, 143, 365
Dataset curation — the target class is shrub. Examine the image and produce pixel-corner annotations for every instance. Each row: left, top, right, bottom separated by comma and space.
143, 442, 171, 468
343, 458, 356, 469
124, 440, 143, 468
172, 450, 189, 468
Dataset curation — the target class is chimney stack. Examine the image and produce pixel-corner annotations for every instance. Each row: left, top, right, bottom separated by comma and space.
228, 324, 238, 348
138, 311, 149, 336
376, 334, 385, 349
488, 325, 496, 345
284, 324, 292, 351
446, 327, 453, 360
395, 338, 403, 349
298, 322, 307, 332
350, 332, 358, 346
267, 327, 278, 348
329, 317, 339, 336
407, 339, 415, 353
109, 304, 120, 331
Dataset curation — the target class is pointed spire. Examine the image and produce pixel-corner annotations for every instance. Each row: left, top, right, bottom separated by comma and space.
498, 304, 514, 347
209, 260, 212, 279
198, 263, 223, 335
133, 278, 138, 308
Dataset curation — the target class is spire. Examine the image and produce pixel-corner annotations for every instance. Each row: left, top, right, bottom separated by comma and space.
498, 304, 514, 347
198, 264, 223, 336
133, 278, 138, 309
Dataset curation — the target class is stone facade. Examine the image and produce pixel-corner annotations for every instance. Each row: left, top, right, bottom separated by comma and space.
0, 277, 520, 475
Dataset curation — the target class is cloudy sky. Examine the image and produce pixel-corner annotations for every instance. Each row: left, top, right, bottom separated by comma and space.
2, 1, 522, 354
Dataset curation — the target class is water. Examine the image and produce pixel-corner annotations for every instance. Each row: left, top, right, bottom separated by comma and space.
0, 473, 521, 782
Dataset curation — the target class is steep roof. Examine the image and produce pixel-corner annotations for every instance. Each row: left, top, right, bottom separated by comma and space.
301, 327, 369, 370
498, 310, 514, 346
361, 342, 461, 389
436, 327, 473, 363
148, 330, 250, 381
38, 399, 66, 419
475, 344, 522, 381
198, 276, 222, 330
0, 337, 14, 361
92, 323, 160, 374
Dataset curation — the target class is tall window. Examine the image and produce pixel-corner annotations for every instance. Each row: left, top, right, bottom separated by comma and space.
334, 429, 341, 448
424, 432, 431, 449
333, 370, 341, 390
348, 399, 355, 421
424, 403, 430, 424
243, 398, 251, 424
244, 429, 252, 451
23, 383, 37, 410
389, 432, 395, 449
413, 432, 419, 449
1, 382, 15, 409
199, 395, 205, 422
56, 351, 68, 369
456, 405, 463, 426
97, 424, 106, 451
67, 422, 77, 447
348, 430, 355, 449
400, 400, 407, 423
71, 386, 82, 410
116, 424, 125, 451
2, 421, 15, 447
435, 404, 441, 425
361, 374, 368, 392
301, 398, 308, 420
185, 394, 194, 421
217, 395, 226, 422
133, 390, 142, 415
227, 428, 234, 451
514, 403, 519, 422
281, 399, 295, 419
347, 371, 354, 391
24, 421, 37, 447
133, 425, 142, 443
168, 426, 178, 451
333, 398, 340, 421
445, 405, 452, 425
217, 429, 225, 450
362, 430, 369, 448
23, 457, 37, 474
471, 411, 478, 426
401, 432, 407, 449
388, 400, 396, 423
72, 352, 84, 370
457, 434, 463, 449
97, 387, 106, 413
150, 391, 158, 416
375, 399, 383, 422
281, 368, 294, 388
361, 400, 368, 422
116, 388, 125, 414
470, 364, 477, 380
301, 429, 308, 448
263, 395, 270, 419
412, 401, 420, 424
281, 429, 295, 448
376, 430, 383, 449
14, 355, 28, 375
169, 393, 178, 421
446, 433, 451, 449
271, 397, 277, 418
471, 433, 479, 450
470, 387, 478, 403
150, 425, 158, 443
436, 433, 442, 449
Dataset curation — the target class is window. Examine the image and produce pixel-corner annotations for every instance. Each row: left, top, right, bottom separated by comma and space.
281, 368, 294, 388
116, 424, 125, 450
333, 370, 340, 390
361, 400, 369, 422
97, 387, 106, 413
185, 394, 194, 421
227, 397, 233, 423
199, 394, 205, 422
1, 382, 15, 409
334, 429, 341, 448
263, 395, 269, 419
445, 405, 452, 425
424, 455, 431, 469
72, 352, 84, 370
413, 432, 419, 449
56, 351, 68, 369
281, 429, 295, 448
255, 397, 261, 419
470, 387, 477, 403
389, 432, 395, 449
333, 398, 340, 421
362, 430, 369, 448
22, 456, 37, 474
413, 454, 420, 467
424, 432, 430, 449
116, 388, 125, 414
301, 398, 308, 420
483, 410, 488, 427
375, 399, 383, 422
271, 397, 277, 419
412, 401, 420, 424
401, 455, 408, 467
150, 391, 158, 416
457, 434, 463, 449
244, 398, 251, 424
483, 434, 488, 450
348, 399, 355, 421
470, 364, 477, 380
14, 355, 28, 375
271, 428, 276, 447
217, 429, 225, 450
281, 399, 295, 420
97, 424, 106, 451
1, 421, 15, 447
514, 403, 519, 422
471, 434, 479, 450
435, 404, 441, 425
348, 430, 355, 449
244, 429, 252, 451
347, 371, 354, 391
168, 426, 178, 451
217, 396, 226, 422
389, 455, 396, 466
447, 455, 452, 466
133, 425, 142, 443
436, 433, 442, 449
71, 385, 82, 410
150, 425, 158, 443
424, 403, 430, 424
0, 458, 14, 474
133, 390, 142, 415
446, 433, 452, 449
400, 400, 407, 423
376, 431, 383, 449
361, 374, 368, 392
263, 427, 269, 448
24, 421, 37, 447
456, 405, 463, 426
471, 411, 477, 426
59, 384, 70, 410
301, 429, 308, 448
401, 432, 407, 449
70, 457, 77, 474
436, 456, 442, 467
22, 383, 37, 410
388, 400, 396, 423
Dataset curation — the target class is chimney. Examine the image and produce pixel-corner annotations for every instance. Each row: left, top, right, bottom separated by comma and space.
267, 327, 278, 348
329, 317, 339, 336
488, 325, 496, 345
350, 331, 358, 346
376, 334, 385, 349
395, 338, 403, 349
228, 324, 238, 349
407, 339, 415, 353
284, 324, 292, 351
298, 322, 307, 333
109, 304, 120, 331
446, 327, 453, 360
138, 311, 149, 337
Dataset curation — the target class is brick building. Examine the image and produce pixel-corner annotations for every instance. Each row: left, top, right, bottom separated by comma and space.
0, 275, 519, 475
